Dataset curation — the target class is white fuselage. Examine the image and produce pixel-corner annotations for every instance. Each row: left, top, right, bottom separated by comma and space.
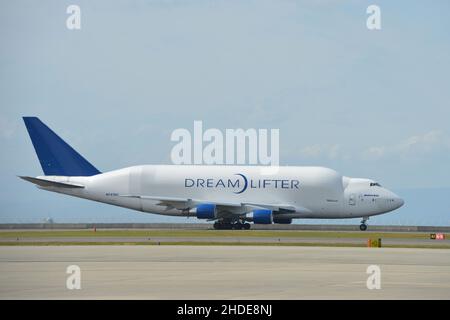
36, 165, 404, 220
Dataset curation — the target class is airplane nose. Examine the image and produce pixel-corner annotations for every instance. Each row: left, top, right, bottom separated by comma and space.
396, 197, 405, 209
384, 190, 404, 210
390, 192, 404, 209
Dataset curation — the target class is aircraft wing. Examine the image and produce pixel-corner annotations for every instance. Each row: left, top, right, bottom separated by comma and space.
241, 202, 297, 212
118, 194, 306, 216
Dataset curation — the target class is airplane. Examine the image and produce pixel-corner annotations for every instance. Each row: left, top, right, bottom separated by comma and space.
20, 117, 404, 231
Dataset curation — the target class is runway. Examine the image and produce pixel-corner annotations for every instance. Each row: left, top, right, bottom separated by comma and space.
3, 236, 449, 247
1, 229, 449, 248
1, 246, 449, 299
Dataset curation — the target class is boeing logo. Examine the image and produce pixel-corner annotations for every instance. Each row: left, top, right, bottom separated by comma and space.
184, 173, 300, 194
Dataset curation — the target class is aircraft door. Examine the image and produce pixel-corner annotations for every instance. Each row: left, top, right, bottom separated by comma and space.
349, 193, 356, 206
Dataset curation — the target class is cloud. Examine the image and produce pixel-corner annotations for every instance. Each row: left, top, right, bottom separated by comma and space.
398, 130, 443, 153
363, 130, 450, 159
299, 144, 341, 159
365, 146, 386, 158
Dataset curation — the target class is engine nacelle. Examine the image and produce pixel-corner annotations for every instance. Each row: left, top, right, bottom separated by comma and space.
196, 203, 217, 219
253, 209, 273, 224
273, 217, 293, 224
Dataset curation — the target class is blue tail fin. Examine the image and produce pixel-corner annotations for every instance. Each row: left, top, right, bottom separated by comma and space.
23, 117, 101, 176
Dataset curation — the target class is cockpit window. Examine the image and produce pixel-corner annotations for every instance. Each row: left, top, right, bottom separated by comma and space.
370, 182, 382, 187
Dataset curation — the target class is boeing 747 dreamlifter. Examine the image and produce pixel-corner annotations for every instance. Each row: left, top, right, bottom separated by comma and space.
20, 117, 404, 230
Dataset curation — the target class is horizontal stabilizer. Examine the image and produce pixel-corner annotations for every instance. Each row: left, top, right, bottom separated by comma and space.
19, 176, 85, 188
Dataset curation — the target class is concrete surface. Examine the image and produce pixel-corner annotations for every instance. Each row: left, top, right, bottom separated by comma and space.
0, 246, 449, 299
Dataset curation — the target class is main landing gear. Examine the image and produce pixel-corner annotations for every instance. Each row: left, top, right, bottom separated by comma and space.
213, 220, 251, 230
359, 217, 368, 231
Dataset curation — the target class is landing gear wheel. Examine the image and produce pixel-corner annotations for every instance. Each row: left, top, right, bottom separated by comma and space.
359, 223, 367, 231
214, 221, 250, 230
232, 223, 245, 230
214, 221, 232, 230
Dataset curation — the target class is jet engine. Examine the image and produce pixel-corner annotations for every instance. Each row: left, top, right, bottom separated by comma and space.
253, 209, 273, 224
196, 203, 217, 219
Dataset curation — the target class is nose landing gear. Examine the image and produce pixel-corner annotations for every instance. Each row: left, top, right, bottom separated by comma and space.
359, 217, 369, 231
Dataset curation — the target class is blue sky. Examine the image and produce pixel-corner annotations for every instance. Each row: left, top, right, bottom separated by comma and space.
1, 1, 449, 225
